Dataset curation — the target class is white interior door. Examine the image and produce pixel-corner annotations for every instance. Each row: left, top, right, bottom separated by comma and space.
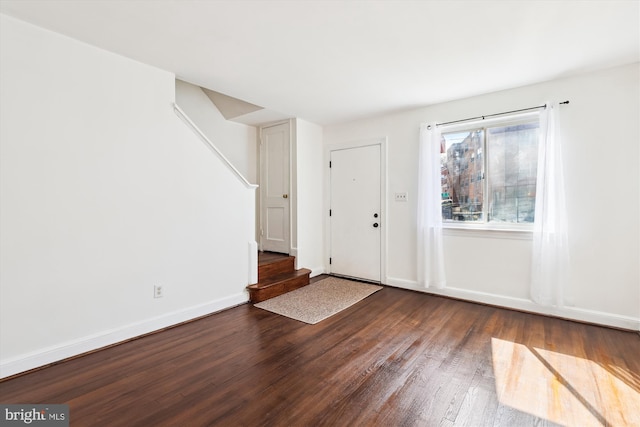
330, 144, 381, 282
260, 122, 290, 254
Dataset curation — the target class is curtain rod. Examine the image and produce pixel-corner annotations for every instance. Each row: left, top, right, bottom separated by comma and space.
430, 100, 569, 128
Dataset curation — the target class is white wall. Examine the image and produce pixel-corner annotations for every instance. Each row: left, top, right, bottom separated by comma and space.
0, 15, 256, 377
294, 119, 325, 276
324, 63, 640, 330
174, 80, 258, 184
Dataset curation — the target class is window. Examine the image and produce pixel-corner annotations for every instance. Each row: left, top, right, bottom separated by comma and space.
440, 117, 540, 226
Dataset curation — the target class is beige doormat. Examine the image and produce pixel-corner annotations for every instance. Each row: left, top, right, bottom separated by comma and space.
254, 276, 383, 324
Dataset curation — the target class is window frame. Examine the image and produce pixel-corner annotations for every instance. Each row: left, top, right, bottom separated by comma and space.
439, 111, 541, 232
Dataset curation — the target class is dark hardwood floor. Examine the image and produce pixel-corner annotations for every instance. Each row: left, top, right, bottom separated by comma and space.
1, 284, 638, 426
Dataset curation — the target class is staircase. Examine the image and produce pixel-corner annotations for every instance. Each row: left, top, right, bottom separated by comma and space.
247, 252, 311, 303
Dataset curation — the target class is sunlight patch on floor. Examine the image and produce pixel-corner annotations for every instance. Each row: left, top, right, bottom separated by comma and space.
491, 338, 639, 426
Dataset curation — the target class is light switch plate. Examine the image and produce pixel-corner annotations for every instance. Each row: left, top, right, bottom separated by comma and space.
395, 192, 408, 202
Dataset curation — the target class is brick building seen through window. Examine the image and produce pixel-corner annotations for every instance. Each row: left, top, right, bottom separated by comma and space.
440, 121, 539, 224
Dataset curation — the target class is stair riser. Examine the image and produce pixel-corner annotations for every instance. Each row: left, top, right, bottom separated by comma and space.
250, 283, 286, 303
259, 257, 295, 280
248, 273, 310, 303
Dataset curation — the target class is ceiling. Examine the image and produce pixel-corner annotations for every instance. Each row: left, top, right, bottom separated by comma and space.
1, 0, 638, 126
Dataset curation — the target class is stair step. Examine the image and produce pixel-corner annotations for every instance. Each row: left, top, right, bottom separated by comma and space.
248, 268, 311, 303
259, 256, 295, 281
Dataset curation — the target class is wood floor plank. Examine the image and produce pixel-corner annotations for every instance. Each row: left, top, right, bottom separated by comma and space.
1, 286, 638, 426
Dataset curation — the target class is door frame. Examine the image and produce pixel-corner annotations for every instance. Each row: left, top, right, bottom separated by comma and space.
324, 137, 387, 283
259, 120, 293, 254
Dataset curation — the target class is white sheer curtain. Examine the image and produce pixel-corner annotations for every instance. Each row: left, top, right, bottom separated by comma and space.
417, 123, 446, 289
531, 102, 569, 306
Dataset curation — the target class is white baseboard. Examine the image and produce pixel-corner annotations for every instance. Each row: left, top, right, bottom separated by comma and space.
248, 241, 258, 284
384, 276, 640, 331
289, 247, 299, 266
5, 278, 635, 379
309, 267, 326, 278
0, 292, 248, 379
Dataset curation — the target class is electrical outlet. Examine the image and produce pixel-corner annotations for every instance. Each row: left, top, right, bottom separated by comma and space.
395, 192, 408, 202
154, 285, 164, 298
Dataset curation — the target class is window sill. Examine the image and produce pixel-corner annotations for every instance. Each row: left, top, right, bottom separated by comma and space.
442, 223, 533, 240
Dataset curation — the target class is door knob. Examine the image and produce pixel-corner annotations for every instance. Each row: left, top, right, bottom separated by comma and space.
283, 194, 288, 199
373, 223, 379, 228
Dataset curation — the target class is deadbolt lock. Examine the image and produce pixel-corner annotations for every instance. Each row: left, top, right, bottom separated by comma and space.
283, 194, 288, 199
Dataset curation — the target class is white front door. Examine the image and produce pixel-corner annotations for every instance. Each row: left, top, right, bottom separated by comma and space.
330, 144, 381, 282
260, 122, 290, 254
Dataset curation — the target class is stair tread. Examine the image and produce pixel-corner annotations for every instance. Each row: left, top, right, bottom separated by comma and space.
258, 253, 294, 266
248, 268, 311, 289
249, 253, 311, 302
